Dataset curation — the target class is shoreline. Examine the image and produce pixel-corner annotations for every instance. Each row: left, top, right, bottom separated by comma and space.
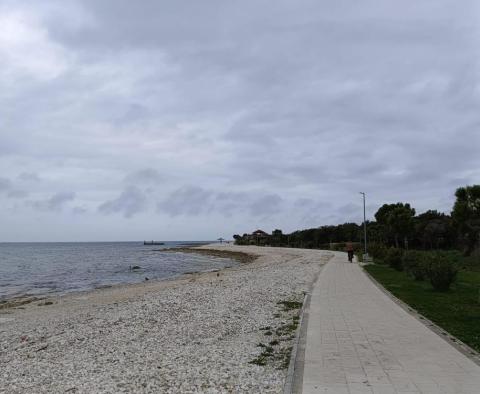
0, 246, 252, 312
161, 246, 259, 264
0, 245, 333, 393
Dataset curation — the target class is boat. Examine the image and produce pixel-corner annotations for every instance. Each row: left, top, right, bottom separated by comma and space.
143, 241, 165, 245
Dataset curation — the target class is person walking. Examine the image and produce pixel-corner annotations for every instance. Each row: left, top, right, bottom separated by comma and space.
346, 242, 354, 262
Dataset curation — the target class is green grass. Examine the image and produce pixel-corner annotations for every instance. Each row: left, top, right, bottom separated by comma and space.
458, 255, 480, 272
365, 264, 480, 352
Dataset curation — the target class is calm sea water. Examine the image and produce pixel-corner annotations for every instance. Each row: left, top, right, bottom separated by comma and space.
0, 242, 234, 301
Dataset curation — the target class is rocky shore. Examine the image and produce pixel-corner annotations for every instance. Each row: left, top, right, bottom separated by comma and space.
0, 245, 332, 393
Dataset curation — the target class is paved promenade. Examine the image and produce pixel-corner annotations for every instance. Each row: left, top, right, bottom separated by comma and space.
300, 252, 480, 394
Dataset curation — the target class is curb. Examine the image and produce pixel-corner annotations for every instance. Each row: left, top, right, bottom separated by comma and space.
362, 266, 480, 367
283, 292, 309, 394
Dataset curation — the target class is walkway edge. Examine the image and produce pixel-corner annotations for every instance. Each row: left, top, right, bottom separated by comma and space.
283, 292, 309, 394
362, 266, 480, 367
283, 252, 334, 394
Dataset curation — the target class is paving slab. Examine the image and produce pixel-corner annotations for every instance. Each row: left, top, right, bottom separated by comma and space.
301, 252, 480, 394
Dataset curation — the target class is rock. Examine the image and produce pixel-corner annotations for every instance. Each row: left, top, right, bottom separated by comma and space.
35, 344, 48, 352
38, 301, 53, 306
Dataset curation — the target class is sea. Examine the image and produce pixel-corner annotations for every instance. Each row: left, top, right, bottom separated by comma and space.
0, 242, 235, 301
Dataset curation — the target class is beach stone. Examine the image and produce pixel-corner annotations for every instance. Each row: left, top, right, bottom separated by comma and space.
0, 245, 332, 393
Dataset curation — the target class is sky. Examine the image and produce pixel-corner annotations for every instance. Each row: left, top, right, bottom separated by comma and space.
1, 0, 479, 241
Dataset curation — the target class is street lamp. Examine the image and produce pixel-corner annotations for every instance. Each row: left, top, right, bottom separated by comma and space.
359, 192, 367, 259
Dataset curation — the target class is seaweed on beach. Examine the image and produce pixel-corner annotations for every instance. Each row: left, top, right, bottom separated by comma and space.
161, 248, 258, 264
276, 300, 303, 311
0, 296, 42, 310
249, 295, 303, 369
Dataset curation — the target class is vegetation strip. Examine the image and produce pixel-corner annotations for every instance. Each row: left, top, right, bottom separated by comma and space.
161, 247, 259, 264
0, 296, 44, 310
283, 293, 308, 394
249, 295, 305, 370
364, 264, 480, 356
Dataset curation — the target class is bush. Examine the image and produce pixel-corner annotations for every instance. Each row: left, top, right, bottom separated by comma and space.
402, 250, 427, 281
425, 252, 458, 291
368, 242, 388, 259
385, 248, 404, 271
368, 242, 389, 262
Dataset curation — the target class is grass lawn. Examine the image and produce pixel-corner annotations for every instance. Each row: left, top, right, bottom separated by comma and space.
364, 264, 480, 352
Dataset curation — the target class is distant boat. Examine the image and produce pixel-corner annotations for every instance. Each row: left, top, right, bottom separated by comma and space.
143, 241, 165, 245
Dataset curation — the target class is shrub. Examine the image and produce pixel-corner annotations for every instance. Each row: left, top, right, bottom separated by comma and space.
402, 250, 427, 281
425, 252, 458, 291
331, 242, 346, 251
385, 248, 404, 271
355, 251, 363, 263
368, 242, 389, 261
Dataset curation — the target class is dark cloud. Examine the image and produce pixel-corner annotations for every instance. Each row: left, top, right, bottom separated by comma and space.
293, 198, 336, 227
0, 178, 12, 192
72, 206, 87, 214
7, 190, 29, 199
0, 177, 28, 199
31, 192, 76, 211
98, 186, 147, 218
114, 103, 151, 126
124, 168, 163, 185
158, 186, 214, 217
158, 186, 284, 219
336, 203, 362, 219
249, 194, 283, 217
17, 172, 41, 182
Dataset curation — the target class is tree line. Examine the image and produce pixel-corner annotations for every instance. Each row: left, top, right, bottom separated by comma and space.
233, 185, 480, 256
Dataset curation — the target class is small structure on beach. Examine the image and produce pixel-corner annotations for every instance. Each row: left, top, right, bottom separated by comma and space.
252, 229, 268, 236
233, 229, 270, 246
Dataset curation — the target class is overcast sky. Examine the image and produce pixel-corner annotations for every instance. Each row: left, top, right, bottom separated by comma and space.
1, 0, 479, 241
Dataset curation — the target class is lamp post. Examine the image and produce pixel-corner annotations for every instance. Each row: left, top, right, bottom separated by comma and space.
359, 192, 367, 259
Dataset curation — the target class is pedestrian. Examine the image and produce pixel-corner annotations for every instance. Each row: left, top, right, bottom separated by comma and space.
346, 242, 354, 262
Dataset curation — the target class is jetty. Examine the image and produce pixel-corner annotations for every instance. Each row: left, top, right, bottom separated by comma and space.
143, 241, 165, 245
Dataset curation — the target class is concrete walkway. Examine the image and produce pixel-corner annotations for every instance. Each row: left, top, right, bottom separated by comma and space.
300, 252, 480, 394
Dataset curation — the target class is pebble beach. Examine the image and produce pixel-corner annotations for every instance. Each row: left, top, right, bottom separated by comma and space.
0, 245, 332, 393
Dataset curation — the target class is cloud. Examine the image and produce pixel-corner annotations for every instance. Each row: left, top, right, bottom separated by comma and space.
72, 206, 87, 214
158, 186, 214, 216
293, 198, 336, 227
158, 185, 285, 219
1, 0, 480, 240
7, 190, 29, 199
0, 178, 12, 192
18, 172, 41, 182
0, 177, 28, 199
98, 186, 147, 218
249, 194, 283, 217
124, 168, 163, 185
31, 191, 76, 211
0, 6, 71, 83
